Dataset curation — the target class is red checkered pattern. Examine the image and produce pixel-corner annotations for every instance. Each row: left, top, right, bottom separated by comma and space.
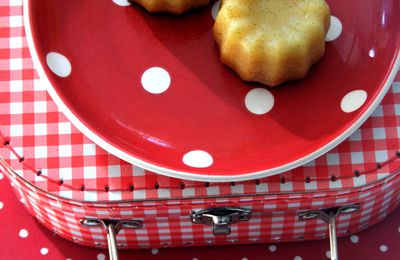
1, 161, 400, 248
0, 0, 400, 248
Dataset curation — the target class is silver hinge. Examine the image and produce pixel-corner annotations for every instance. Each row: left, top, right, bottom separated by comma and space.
299, 203, 361, 260
80, 219, 143, 260
191, 207, 251, 236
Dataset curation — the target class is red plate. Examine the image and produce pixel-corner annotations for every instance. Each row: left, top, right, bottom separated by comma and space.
24, 0, 400, 181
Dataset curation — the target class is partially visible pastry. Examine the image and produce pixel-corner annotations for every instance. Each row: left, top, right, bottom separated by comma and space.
213, 0, 331, 87
129, 0, 210, 15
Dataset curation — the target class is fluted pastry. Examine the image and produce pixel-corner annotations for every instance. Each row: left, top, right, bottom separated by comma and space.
213, 0, 331, 86
129, 0, 210, 15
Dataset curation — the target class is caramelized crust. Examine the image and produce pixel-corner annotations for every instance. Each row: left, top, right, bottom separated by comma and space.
213, 0, 331, 86
130, 0, 210, 15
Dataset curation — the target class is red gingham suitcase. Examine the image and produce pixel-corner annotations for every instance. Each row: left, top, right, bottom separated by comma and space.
1, 72, 400, 260
1, 1, 400, 260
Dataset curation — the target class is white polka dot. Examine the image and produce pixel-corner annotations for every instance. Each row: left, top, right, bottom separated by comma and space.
341, 90, 368, 113
141, 67, 171, 94
241, 258, 248, 260
268, 245, 277, 252
112, 0, 130, 6
294, 256, 303, 260
97, 253, 106, 260
151, 248, 159, 255
40, 248, 49, 255
46, 52, 72, 78
350, 235, 359, 243
245, 88, 275, 115
326, 16, 342, 41
0, 201, 3, 210
20, 198, 25, 204
183, 150, 213, 168
212, 1, 221, 20
19, 229, 28, 238
326, 250, 331, 259
193, 258, 198, 260
380, 245, 388, 252
0, 173, 3, 180
369, 48, 376, 58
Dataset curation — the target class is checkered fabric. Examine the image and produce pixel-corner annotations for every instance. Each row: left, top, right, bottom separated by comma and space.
0, 0, 400, 201
2, 161, 400, 248
1, 0, 400, 248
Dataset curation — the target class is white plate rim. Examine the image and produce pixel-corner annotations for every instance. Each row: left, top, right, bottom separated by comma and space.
23, 0, 400, 182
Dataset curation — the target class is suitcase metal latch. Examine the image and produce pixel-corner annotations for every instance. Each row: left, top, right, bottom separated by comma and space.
191, 207, 251, 236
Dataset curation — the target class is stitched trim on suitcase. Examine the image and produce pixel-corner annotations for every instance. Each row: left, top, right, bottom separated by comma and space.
1, 154, 400, 206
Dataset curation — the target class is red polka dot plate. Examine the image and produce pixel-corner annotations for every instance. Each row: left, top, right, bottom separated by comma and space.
24, 0, 400, 181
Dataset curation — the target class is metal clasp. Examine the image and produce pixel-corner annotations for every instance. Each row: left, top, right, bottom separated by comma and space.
299, 203, 361, 260
80, 219, 143, 260
191, 207, 251, 236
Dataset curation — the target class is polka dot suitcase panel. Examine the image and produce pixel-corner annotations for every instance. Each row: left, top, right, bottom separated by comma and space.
1, 1, 400, 259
